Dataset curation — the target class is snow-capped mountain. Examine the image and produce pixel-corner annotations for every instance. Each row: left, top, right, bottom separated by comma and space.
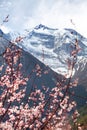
0, 28, 61, 99
0, 27, 87, 106
10, 24, 87, 83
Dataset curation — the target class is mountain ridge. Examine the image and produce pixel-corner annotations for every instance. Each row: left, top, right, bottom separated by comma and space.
0, 26, 87, 107
1, 25, 87, 86
10, 24, 87, 87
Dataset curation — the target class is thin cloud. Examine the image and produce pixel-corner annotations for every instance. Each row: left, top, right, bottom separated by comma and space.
0, 0, 87, 37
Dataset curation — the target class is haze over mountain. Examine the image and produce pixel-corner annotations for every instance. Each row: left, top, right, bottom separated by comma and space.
1, 0, 87, 38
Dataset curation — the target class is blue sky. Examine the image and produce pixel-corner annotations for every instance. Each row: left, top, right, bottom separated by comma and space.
0, 0, 87, 37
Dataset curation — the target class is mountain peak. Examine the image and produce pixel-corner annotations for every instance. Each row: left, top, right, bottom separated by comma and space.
34, 24, 49, 30
34, 24, 58, 31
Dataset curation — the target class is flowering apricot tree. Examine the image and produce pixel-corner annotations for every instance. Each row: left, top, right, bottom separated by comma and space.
0, 32, 80, 130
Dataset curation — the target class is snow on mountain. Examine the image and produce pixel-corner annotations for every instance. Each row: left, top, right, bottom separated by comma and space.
0, 27, 87, 108
10, 24, 87, 79
0, 29, 62, 107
